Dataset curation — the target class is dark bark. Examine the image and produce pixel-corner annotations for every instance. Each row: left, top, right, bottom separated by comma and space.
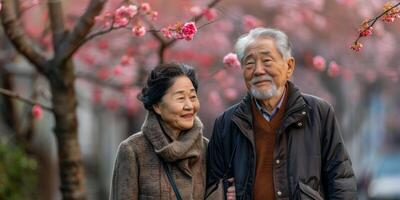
1, 0, 106, 199
49, 60, 87, 200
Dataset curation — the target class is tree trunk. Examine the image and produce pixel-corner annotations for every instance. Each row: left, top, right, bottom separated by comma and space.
49, 60, 87, 200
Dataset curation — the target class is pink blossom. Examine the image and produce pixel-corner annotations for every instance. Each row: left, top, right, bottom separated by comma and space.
124, 88, 141, 115
95, 12, 113, 28
213, 70, 227, 81
140, 3, 151, 13
0, 3, 3, 12
114, 5, 138, 27
208, 90, 222, 106
125, 5, 138, 17
96, 68, 110, 80
181, 22, 197, 41
92, 88, 102, 104
105, 98, 120, 110
150, 11, 158, 21
224, 88, 238, 101
32, 105, 43, 120
327, 61, 341, 77
190, 6, 203, 16
132, 26, 146, 37
350, 42, 363, 51
203, 8, 218, 21
359, 27, 373, 37
223, 53, 241, 69
31, 0, 40, 5
312, 55, 326, 71
113, 65, 123, 76
98, 40, 109, 50
243, 15, 261, 31
336, 0, 355, 6
161, 27, 173, 39
120, 55, 134, 66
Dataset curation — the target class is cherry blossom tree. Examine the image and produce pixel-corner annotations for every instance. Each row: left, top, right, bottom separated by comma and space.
1, 0, 220, 199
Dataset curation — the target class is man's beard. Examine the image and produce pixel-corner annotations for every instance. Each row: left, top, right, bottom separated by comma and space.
249, 75, 278, 100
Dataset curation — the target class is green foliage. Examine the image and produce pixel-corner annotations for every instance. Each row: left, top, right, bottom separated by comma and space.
0, 136, 38, 200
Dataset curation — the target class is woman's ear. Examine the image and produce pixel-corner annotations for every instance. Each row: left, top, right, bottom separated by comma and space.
153, 104, 161, 115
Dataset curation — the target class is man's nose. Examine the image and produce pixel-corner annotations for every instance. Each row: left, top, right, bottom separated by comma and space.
253, 60, 266, 76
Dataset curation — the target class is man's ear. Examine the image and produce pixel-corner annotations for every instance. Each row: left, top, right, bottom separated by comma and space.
286, 57, 296, 79
153, 104, 161, 115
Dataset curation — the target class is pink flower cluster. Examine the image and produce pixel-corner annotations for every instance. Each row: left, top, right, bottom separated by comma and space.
243, 15, 262, 31
223, 53, 241, 69
189, 6, 218, 21
114, 5, 138, 27
95, 2, 159, 37
203, 8, 218, 21
350, 42, 363, 51
32, 105, 43, 120
161, 22, 198, 41
359, 26, 373, 37
312, 55, 326, 71
382, 2, 400, 23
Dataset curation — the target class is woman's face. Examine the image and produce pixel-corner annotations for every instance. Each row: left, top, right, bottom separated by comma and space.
153, 76, 200, 134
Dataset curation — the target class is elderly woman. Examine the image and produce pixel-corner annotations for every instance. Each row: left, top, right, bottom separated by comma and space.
110, 63, 234, 200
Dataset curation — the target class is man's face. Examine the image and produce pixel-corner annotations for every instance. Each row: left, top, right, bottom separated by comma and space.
242, 37, 295, 100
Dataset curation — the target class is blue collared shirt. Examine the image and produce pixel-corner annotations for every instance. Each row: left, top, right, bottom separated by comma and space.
254, 90, 286, 121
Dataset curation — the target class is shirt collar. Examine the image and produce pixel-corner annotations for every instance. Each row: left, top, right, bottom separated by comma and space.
254, 88, 286, 120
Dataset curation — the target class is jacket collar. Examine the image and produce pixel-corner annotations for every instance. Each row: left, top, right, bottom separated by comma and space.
232, 81, 309, 138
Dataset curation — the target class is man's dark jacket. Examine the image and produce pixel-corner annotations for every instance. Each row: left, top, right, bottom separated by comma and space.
206, 81, 357, 200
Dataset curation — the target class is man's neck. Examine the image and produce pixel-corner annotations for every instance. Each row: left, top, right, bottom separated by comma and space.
258, 86, 285, 113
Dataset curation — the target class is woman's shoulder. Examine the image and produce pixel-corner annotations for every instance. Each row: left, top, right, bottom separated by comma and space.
118, 131, 150, 153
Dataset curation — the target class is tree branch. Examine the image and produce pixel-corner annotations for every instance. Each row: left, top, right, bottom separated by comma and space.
55, 0, 107, 64
156, 0, 222, 63
76, 72, 134, 91
0, 88, 53, 111
48, 0, 67, 51
0, 0, 49, 75
354, 2, 400, 44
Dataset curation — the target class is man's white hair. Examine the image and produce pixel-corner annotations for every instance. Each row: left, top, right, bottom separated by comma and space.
235, 27, 292, 63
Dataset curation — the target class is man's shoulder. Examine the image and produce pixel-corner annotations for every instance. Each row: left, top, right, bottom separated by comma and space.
300, 93, 336, 118
215, 102, 241, 122
302, 93, 333, 109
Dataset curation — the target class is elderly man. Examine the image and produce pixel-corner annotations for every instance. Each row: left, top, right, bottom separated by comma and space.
206, 27, 357, 200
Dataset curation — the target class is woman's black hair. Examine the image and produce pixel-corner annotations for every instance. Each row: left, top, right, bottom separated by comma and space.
137, 62, 199, 111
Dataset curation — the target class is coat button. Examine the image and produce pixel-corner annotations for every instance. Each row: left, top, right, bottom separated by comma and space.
277, 191, 282, 196
302, 111, 306, 115
276, 159, 280, 164
297, 122, 303, 127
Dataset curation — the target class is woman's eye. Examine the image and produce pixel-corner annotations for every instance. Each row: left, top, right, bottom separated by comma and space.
190, 95, 197, 99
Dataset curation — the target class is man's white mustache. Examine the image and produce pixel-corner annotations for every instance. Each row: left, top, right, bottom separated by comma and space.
250, 75, 274, 85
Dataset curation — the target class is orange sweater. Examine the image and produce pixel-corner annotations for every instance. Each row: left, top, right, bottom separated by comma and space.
251, 93, 288, 200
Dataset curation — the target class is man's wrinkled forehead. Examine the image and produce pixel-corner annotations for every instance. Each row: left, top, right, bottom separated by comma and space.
242, 37, 275, 61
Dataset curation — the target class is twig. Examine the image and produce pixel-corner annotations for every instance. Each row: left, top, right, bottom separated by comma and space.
0, 88, 53, 111
354, 2, 400, 44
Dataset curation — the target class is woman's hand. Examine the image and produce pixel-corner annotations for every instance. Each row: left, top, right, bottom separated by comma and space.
226, 178, 236, 200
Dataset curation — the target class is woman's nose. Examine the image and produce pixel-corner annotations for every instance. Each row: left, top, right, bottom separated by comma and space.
183, 99, 193, 110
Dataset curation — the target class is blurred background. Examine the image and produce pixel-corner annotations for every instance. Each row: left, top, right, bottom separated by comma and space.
1, 0, 400, 199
